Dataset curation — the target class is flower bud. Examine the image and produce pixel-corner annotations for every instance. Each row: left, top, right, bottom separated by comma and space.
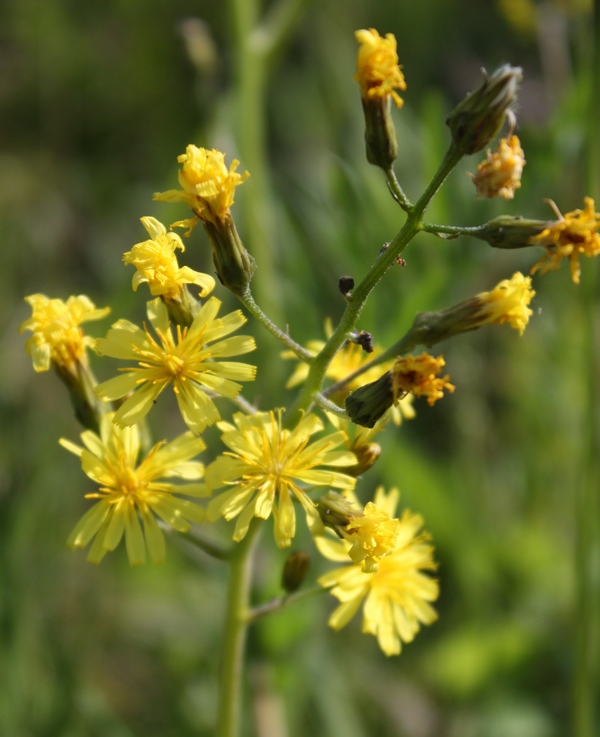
350, 441, 381, 477
203, 214, 256, 296
362, 96, 399, 169
446, 65, 522, 155
281, 550, 311, 593
473, 216, 549, 249
345, 371, 394, 428
163, 285, 201, 328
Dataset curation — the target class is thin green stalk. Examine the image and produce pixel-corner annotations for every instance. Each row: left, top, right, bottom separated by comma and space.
421, 222, 486, 238
574, 2, 600, 734
246, 584, 329, 621
177, 531, 232, 561
238, 287, 314, 360
285, 146, 462, 425
314, 393, 349, 417
385, 168, 413, 212
217, 518, 264, 737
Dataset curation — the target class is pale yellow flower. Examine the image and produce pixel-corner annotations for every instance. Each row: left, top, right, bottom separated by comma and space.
473, 272, 534, 335
206, 411, 357, 549
530, 197, 600, 284
61, 414, 208, 565
154, 146, 249, 233
95, 298, 256, 434
471, 135, 525, 200
123, 216, 215, 300
19, 294, 110, 373
354, 28, 407, 107
317, 488, 438, 656
391, 353, 455, 406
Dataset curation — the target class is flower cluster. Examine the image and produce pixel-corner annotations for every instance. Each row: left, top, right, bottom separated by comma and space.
530, 197, 600, 284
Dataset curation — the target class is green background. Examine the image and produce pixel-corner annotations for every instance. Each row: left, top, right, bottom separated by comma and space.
1, 0, 598, 735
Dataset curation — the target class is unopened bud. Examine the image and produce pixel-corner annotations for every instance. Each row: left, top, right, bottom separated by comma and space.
317, 491, 361, 532
345, 371, 394, 428
348, 441, 381, 477
473, 215, 548, 250
339, 275, 355, 296
446, 64, 522, 155
203, 214, 255, 296
55, 361, 107, 434
281, 550, 311, 593
362, 96, 399, 170
163, 285, 201, 328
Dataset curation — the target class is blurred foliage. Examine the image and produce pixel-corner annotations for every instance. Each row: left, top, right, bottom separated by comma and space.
0, 0, 597, 735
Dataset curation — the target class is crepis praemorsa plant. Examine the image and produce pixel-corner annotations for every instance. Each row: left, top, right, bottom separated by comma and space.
20, 26, 600, 737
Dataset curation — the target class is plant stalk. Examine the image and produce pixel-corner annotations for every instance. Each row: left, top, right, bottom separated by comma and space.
217, 518, 263, 737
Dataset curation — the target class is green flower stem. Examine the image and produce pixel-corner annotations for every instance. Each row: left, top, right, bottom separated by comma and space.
246, 584, 330, 622
176, 530, 232, 562
217, 518, 264, 737
314, 393, 349, 417
385, 168, 413, 212
421, 222, 487, 238
285, 146, 462, 425
574, 3, 600, 735
238, 287, 314, 360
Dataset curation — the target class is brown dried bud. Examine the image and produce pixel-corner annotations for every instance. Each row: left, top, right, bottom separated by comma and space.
281, 550, 311, 593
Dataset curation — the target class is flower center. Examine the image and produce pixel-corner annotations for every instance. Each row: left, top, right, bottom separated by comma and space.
163, 352, 185, 376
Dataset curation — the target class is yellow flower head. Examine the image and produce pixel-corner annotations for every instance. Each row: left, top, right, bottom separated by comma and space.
354, 28, 407, 108
154, 146, 249, 232
473, 272, 535, 335
530, 197, 600, 284
19, 294, 110, 373
95, 298, 256, 434
317, 488, 439, 656
61, 414, 208, 565
123, 217, 215, 300
317, 488, 403, 572
206, 411, 357, 549
471, 135, 526, 200
391, 353, 455, 406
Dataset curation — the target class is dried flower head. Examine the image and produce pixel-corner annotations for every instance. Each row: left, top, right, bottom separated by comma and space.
530, 197, 600, 284
392, 353, 455, 406
471, 135, 525, 200
354, 28, 407, 107
123, 217, 215, 300
20, 294, 110, 373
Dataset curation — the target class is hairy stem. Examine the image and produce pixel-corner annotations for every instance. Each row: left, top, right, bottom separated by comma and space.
285, 146, 461, 425
217, 519, 264, 737
386, 168, 413, 212
238, 287, 313, 360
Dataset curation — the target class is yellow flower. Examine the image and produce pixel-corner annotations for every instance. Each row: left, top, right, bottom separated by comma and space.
391, 353, 455, 406
123, 217, 215, 300
154, 146, 249, 233
390, 394, 416, 426
316, 489, 403, 572
317, 488, 438, 656
354, 28, 407, 107
206, 411, 357, 549
472, 272, 535, 335
95, 298, 256, 434
19, 294, 110, 373
530, 197, 600, 284
471, 135, 526, 200
61, 413, 208, 565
